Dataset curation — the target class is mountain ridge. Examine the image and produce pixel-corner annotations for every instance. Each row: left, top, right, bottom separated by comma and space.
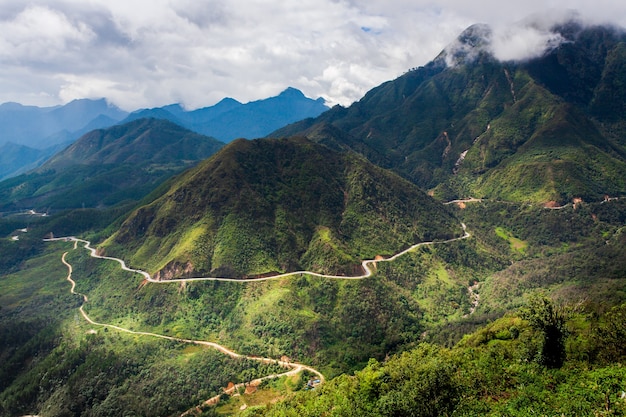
0, 118, 224, 211
119, 87, 328, 143
0, 88, 327, 180
270, 21, 626, 204
104, 136, 462, 279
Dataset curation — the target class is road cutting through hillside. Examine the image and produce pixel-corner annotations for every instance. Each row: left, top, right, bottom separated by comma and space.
48, 222, 470, 414
47, 222, 469, 284
59, 249, 324, 415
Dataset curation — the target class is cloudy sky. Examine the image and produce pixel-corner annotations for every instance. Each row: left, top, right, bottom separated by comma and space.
1, 0, 625, 110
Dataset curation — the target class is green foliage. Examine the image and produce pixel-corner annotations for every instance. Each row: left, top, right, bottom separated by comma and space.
275, 26, 626, 203
0, 118, 223, 211
592, 304, 626, 364
244, 345, 459, 417
247, 299, 626, 417
519, 294, 567, 368
107, 137, 461, 278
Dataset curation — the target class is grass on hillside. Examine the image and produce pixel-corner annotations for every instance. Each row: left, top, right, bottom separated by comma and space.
494, 226, 528, 254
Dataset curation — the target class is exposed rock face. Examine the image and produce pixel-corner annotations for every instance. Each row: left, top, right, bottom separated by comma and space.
154, 261, 195, 281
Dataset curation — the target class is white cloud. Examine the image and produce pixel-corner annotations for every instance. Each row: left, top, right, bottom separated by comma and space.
491, 25, 566, 62
0, 0, 625, 110
0, 5, 94, 65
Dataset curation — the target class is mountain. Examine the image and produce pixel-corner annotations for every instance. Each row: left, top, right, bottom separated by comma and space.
104, 136, 462, 278
5, 18, 626, 417
0, 118, 224, 211
272, 22, 626, 204
0, 98, 128, 149
120, 87, 328, 142
0, 142, 66, 181
0, 89, 325, 180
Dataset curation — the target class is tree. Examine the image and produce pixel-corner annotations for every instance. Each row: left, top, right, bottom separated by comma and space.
593, 303, 626, 364
520, 294, 567, 368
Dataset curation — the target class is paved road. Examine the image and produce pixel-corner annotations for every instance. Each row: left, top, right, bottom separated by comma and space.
59, 249, 325, 413
46, 223, 469, 283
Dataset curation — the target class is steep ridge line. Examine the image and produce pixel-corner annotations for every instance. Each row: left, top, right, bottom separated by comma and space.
59, 249, 324, 415
46, 222, 469, 283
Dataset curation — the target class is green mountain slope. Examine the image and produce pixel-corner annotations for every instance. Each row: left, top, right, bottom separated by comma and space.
105, 136, 463, 278
272, 23, 626, 204
0, 118, 224, 211
0, 142, 64, 180
4, 19, 626, 417
242, 300, 626, 417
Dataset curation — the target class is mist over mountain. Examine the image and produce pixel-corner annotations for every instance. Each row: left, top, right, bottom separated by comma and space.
0, 142, 66, 181
3, 15, 626, 417
0, 88, 326, 180
272, 20, 626, 204
0, 98, 128, 149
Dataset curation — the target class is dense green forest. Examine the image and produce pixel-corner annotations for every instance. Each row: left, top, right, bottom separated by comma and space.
2, 197, 626, 415
3, 19, 626, 417
242, 299, 626, 416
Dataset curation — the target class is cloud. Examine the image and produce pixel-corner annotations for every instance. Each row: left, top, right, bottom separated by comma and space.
0, 5, 95, 67
491, 25, 566, 62
0, 1, 625, 110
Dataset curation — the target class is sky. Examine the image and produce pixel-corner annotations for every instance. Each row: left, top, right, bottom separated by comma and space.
1, 0, 625, 111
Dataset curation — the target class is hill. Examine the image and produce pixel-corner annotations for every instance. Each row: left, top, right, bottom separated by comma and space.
3, 18, 626, 417
121, 88, 328, 142
272, 22, 626, 204
105, 136, 463, 278
239, 297, 626, 417
0, 89, 325, 179
0, 142, 67, 181
0, 118, 224, 211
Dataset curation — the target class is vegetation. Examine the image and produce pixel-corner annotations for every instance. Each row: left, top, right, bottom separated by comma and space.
273, 24, 626, 204
242, 299, 626, 417
4, 195, 626, 415
105, 137, 462, 278
3, 19, 626, 417
0, 118, 224, 211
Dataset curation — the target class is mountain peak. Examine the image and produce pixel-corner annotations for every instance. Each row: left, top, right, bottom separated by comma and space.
215, 97, 242, 107
437, 23, 493, 67
437, 16, 596, 67
278, 87, 306, 98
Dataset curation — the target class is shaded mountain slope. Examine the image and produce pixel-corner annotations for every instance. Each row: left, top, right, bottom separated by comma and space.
0, 118, 224, 211
0, 142, 66, 181
272, 22, 626, 204
105, 136, 462, 278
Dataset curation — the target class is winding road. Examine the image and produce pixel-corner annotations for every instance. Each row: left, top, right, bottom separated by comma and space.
47, 222, 470, 414
59, 246, 324, 415
46, 223, 469, 283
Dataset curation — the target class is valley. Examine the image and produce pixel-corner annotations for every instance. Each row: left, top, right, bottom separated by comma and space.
2, 17, 626, 417
4, 196, 626, 415
44, 216, 468, 414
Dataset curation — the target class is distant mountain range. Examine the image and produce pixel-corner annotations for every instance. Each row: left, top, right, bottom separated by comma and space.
0, 88, 327, 180
4, 17, 626, 416
0, 142, 66, 181
122, 87, 328, 142
0, 118, 224, 211
0, 98, 128, 149
273, 21, 626, 204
